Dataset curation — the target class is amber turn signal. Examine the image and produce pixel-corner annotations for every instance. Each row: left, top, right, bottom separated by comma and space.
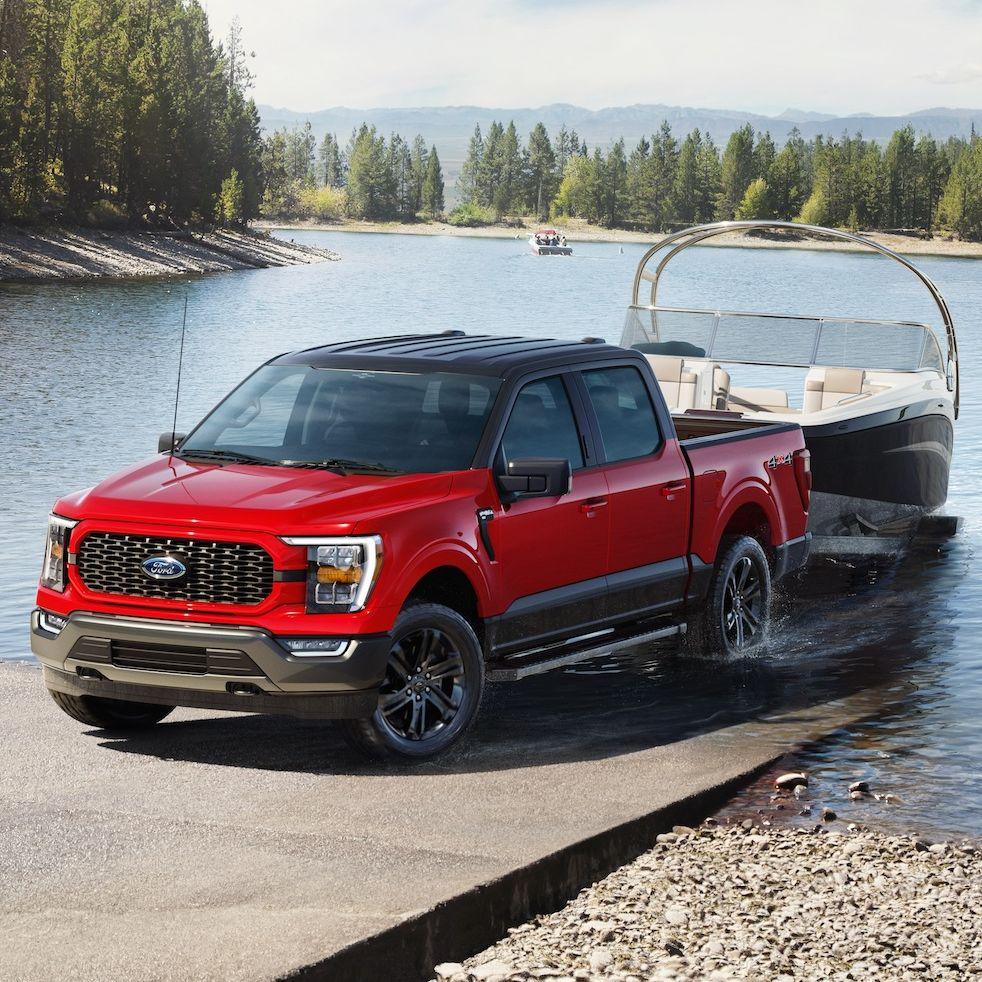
316, 565, 362, 584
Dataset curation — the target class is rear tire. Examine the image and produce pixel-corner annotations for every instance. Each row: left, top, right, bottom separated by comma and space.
339, 602, 484, 760
49, 690, 174, 730
685, 535, 771, 657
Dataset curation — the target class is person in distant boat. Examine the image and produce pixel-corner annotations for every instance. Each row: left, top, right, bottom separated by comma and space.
560, 235, 567, 248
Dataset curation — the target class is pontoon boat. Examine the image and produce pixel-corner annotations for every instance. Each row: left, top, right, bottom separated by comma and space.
623, 221, 958, 538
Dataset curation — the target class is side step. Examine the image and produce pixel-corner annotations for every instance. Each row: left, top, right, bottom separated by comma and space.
487, 620, 686, 683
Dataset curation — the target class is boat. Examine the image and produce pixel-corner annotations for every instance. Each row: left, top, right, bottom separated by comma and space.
622, 221, 958, 539
529, 229, 572, 256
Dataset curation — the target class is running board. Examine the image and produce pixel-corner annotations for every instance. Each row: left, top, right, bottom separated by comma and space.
487, 621, 686, 683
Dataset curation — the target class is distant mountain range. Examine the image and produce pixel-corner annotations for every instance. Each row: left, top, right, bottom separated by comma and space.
257, 102, 982, 185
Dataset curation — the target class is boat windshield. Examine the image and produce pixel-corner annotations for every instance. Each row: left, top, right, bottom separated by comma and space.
623, 306, 945, 374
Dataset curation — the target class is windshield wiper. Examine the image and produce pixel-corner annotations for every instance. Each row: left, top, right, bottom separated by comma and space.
282, 457, 403, 475
177, 448, 281, 466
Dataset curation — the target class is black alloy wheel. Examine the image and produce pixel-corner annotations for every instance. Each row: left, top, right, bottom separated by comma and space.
377, 626, 467, 742
684, 535, 772, 658
722, 555, 765, 649
339, 602, 485, 760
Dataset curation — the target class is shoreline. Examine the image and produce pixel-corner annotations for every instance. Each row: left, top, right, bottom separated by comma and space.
0, 225, 338, 283
260, 216, 982, 259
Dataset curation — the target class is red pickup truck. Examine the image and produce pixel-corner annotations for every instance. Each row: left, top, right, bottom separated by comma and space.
32, 333, 811, 759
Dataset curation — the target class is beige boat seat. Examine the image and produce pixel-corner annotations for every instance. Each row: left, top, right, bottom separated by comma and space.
727, 386, 794, 414
710, 365, 731, 410
804, 368, 868, 412
646, 355, 698, 410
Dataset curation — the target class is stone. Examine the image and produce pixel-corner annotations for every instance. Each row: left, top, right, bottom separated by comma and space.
657, 833, 679, 845
884, 793, 902, 804
843, 840, 864, 857
471, 960, 514, 981
775, 772, 808, 790
850, 791, 866, 801
664, 907, 688, 925
741, 819, 754, 830
849, 781, 871, 793
434, 964, 464, 981
821, 807, 837, 822
588, 950, 613, 972
793, 785, 807, 799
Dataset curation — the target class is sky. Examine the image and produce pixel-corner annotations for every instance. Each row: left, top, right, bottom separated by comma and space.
201, 0, 982, 115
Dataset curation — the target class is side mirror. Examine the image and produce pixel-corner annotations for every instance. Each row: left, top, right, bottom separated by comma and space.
497, 458, 571, 499
158, 431, 187, 454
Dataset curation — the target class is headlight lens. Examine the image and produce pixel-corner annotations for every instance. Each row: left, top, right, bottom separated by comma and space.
41, 515, 77, 592
281, 535, 383, 613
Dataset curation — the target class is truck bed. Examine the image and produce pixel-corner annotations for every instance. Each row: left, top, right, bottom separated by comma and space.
673, 410, 799, 444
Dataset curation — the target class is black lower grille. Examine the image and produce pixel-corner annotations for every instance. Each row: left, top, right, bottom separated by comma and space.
76, 532, 274, 606
68, 637, 261, 677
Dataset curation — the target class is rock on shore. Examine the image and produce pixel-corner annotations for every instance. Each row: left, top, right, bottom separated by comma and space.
0, 225, 338, 282
434, 825, 980, 981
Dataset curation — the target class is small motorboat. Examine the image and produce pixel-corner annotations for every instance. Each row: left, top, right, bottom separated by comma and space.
529, 229, 572, 256
622, 221, 959, 542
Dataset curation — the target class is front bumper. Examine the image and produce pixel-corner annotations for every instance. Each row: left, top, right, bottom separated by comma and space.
31, 610, 389, 719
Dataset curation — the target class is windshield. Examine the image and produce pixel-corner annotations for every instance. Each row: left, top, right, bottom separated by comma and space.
623, 306, 945, 373
180, 365, 502, 473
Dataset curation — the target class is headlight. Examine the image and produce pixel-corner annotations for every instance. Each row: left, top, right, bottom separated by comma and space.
280, 535, 383, 613
41, 515, 77, 592
278, 637, 350, 657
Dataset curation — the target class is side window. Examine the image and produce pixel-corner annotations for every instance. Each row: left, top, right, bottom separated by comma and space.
500, 376, 584, 469
582, 366, 662, 463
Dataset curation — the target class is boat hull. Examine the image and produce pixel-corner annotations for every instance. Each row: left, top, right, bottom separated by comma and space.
531, 245, 572, 256
802, 399, 953, 535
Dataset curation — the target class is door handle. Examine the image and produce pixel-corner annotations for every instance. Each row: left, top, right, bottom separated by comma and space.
661, 481, 687, 498
580, 497, 608, 514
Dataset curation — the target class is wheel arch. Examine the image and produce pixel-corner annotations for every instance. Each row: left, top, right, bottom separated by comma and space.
712, 485, 781, 564
395, 549, 491, 633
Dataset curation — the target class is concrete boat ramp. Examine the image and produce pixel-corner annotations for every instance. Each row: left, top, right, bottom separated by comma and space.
0, 630, 906, 982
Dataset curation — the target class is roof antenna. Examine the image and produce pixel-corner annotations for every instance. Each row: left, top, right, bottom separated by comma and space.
169, 291, 189, 458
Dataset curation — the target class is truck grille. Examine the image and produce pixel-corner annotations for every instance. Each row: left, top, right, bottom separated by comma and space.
76, 532, 274, 606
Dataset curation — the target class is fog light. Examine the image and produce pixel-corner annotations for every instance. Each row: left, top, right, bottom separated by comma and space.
278, 637, 350, 657
38, 610, 68, 635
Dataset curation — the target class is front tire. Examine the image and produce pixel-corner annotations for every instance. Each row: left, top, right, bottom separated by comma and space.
49, 690, 174, 730
685, 535, 771, 657
339, 602, 485, 760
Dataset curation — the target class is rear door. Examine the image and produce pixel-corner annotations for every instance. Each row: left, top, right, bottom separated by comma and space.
575, 363, 691, 621
487, 373, 611, 653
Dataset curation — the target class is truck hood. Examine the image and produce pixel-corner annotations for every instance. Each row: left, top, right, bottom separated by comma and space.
56, 455, 457, 533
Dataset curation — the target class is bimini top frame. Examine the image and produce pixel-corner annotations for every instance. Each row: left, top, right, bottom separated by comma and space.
630, 221, 959, 417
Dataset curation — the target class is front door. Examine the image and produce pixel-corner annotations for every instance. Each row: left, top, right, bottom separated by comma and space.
487, 374, 610, 653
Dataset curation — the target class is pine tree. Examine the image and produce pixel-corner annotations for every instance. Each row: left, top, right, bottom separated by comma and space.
694, 135, 722, 222
717, 124, 755, 219
766, 128, 808, 220
318, 132, 344, 188
672, 129, 702, 224
525, 122, 556, 219
457, 124, 483, 204
421, 145, 444, 215
408, 134, 428, 213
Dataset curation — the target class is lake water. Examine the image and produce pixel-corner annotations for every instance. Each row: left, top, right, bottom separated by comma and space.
1, 229, 979, 838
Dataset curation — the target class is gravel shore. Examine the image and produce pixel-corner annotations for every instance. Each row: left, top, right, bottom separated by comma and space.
433, 825, 980, 982
0, 225, 338, 282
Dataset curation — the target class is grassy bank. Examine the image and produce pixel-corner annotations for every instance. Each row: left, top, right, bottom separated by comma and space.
0, 226, 338, 283
258, 216, 982, 259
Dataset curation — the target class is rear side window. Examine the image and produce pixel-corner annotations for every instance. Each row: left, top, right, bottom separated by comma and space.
582, 366, 662, 462
500, 376, 584, 469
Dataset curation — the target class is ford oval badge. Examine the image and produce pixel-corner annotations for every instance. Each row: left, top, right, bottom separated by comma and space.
141, 556, 188, 581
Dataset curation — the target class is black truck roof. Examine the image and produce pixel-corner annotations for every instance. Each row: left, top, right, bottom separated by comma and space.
275, 332, 636, 378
